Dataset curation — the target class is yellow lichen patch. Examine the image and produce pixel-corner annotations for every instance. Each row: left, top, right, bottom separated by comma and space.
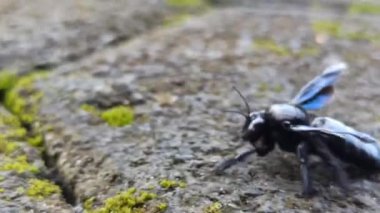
348, 2, 380, 15
90, 188, 160, 213
0, 155, 39, 174
159, 179, 187, 189
203, 202, 223, 213
101, 106, 134, 127
26, 179, 61, 199
166, 0, 207, 8
0, 188, 4, 193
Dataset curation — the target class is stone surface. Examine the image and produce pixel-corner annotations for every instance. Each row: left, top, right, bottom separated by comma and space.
2, 0, 380, 212
34, 4, 380, 213
0, 0, 167, 71
0, 106, 73, 212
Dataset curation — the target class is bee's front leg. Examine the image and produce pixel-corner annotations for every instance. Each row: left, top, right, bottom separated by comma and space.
297, 142, 317, 197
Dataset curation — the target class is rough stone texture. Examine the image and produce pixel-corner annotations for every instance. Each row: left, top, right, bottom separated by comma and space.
0, 0, 167, 71
0, 106, 73, 212
30, 3, 380, 213
2, 0, 380, 212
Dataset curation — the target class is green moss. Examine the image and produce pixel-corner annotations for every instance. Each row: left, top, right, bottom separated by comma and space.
257, 82, 269, 93
4, 128, 27, 140
4, 71, 47, 124
163, 14, 191, 27
0, 138, 19, 155
203, 202, 222, 213
343, 31, 380, 43
27, 134, 43, 147
166, 0, 206, 8
0, 71, 18, 93
312, 20, 380, 43
84, 197, 96, 211
272, 84, 284, 93
0, 188, 4, 193
101, 106, 134, 127
81, 104, 100, 116
0, 110, 22, 128
0, 176, 4, 182
312, 20, 342, 37
0, 155, 39, 174
296, 46, 321, 57
157, 203, 168, 212
253, 39, 291, 56
159, 179, 186, 189
91, 188, 159, 213
26, 178, 61, 199
348, 2, 380, 15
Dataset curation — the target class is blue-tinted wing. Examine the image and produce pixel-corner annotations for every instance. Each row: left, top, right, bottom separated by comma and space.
291, 63, 347, 110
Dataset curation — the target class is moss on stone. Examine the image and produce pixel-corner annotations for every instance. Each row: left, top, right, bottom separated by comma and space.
90, 188, 159, 213
348, 2, 380, 15
253, 39, 291, 56
27, 133, 44, 147
203, 202, 222, 213
157, 203, 168, 212
159, 179, 186, 189
295, 46, 321, 57
312, 20, 380, 43
0, 188, 4, 193
0, 155, 39, 174
81, 104, 100, 116
163, 14, 191, 27
0, 113, 22, 128
101, 106, 134, 127
4, 128, 27, 140
312, 20, 342, 37
84, 197, 96, 211
4, 71, 47, 125
0, 71, 18, 93
26, 178, 61, 199
0, 138, 19, 155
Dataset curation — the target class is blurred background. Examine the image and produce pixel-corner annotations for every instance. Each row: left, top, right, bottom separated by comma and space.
0, 0, 380, 212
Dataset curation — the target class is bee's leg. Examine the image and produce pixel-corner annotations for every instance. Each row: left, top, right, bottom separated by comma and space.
214, 149, 256, 175
313, 140, 349, 191
297, 142, 317, 197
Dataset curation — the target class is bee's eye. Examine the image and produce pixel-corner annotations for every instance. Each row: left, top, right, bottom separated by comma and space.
282, 121, 291, 129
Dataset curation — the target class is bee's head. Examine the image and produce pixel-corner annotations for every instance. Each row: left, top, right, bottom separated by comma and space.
227, 87, 266, 142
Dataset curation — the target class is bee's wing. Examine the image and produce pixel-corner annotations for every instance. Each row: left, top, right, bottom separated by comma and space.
291, 63, 347, 111
289, 124, 345, 141
290, 117, 378, 144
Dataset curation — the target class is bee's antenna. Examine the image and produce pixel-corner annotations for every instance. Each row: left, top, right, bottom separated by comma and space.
232, 86, 251, 116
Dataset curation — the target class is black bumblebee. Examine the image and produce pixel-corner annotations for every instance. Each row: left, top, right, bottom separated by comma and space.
216, 63, 380, 197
